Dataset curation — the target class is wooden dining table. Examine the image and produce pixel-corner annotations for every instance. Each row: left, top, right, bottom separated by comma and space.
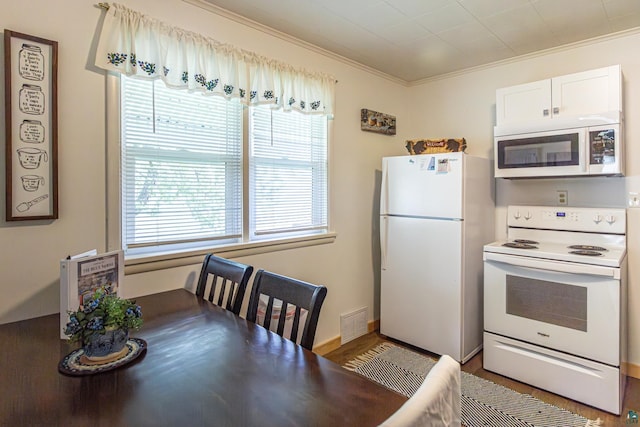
0, 289, 406, 426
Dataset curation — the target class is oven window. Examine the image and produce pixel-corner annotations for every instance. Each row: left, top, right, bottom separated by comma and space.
497, 133, 579, 169
506, 275, 587, 332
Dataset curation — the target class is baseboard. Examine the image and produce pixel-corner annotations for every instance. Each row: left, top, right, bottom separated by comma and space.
313, 336, 341, 355
313, 320, 380, 356
625, 362, 640, 379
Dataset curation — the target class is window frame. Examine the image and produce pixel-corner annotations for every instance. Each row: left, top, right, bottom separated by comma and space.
106, 74, 335, 274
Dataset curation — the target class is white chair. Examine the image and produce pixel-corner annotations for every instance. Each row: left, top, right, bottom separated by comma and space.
379, 355, 461, 427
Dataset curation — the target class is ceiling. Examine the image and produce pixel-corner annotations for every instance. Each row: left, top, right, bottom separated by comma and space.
196, 0, 640, 83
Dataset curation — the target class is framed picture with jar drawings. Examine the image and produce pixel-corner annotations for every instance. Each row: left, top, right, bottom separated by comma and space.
4, 30, 58, 220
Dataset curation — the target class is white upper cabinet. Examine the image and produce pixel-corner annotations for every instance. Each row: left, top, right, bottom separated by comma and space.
496, 65, 622, 126
496, 79, 551, 124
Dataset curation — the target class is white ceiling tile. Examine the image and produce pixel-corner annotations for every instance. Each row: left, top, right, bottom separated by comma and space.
509, 37, 560, 56
320, 0, 384, 18
608, 13, 640, 31
384, 0, 454, 17
414, 2, 475, 34
407, 34, 459, 59
480, 4, 551, 48
377, 21, 434, 45
531, 0, 605, 20
558, 26, 616, 45
603, 0, 640, 19
541, 4, 612, 39
457, 0, 530, 19
480, 3, 546, 29
435, 21, 494, 47
347, 3, 410, 32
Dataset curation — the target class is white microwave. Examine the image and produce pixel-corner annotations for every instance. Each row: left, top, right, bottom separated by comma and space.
494, 116, 624, 179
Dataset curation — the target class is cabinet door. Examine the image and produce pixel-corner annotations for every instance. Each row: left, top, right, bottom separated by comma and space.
551, 65, 621, 118
496, 79, 551, 125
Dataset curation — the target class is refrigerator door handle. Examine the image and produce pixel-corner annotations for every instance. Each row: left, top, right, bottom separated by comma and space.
381, 216, 388, 270
380, 161, 388, 215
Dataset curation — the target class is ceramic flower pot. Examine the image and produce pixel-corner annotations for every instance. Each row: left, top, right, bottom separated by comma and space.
83, 328, 129, 361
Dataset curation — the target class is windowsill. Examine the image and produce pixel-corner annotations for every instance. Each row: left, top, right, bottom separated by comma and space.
124, 232, 337, 274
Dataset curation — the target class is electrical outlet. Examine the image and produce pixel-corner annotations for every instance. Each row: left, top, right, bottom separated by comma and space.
557, 190, 568, 206
629, 192, 640, 208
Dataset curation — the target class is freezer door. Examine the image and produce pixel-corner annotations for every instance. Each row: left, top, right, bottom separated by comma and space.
381, 215, 463, 359
381, 153, 463, 218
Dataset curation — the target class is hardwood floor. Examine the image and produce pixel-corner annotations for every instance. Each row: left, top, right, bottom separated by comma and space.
324, 331, 640, 426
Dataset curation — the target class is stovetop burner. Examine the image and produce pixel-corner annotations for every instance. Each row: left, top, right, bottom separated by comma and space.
569, 250, 603, 256
568, 245, 608, 252
502, 242, 538, 249
484, 205, 627, 268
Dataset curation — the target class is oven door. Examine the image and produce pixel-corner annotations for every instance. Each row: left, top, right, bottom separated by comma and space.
484, 252, 620, 366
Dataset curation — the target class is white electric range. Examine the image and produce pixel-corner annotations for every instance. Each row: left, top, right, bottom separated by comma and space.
483, 205, 627, 414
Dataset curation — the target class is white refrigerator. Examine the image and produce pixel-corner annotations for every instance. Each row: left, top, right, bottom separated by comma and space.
380, 152, 494, 363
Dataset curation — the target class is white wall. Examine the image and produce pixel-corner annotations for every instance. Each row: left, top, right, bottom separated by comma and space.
0, 0, 410, 350
408, 30, 640, 366
4, 0, 639, 367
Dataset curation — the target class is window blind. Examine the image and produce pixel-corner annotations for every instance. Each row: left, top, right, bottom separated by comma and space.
249, 106, 328, 238
120, 76, 243, 250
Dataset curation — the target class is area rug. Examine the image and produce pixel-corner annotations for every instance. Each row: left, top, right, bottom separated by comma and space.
344, 343, 602, 427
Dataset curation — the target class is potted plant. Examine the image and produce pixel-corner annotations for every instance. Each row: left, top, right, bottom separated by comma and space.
64, 287, 143, 361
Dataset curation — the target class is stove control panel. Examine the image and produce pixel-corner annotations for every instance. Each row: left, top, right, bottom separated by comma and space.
508, 205, 626, 234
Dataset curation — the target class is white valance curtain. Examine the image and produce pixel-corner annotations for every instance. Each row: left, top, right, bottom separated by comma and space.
95, 3, 335, 116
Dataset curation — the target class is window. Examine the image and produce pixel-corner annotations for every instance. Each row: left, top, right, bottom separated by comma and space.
249, 106, 328, 240
118, 76, 329, 258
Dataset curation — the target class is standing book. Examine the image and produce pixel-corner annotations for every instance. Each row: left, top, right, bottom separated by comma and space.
59, 249, 124, 339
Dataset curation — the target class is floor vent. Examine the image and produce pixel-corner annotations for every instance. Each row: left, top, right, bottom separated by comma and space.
340, 307, 368, 345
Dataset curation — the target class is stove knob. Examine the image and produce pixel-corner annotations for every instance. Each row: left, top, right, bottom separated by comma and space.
606, 215, 616, 225
513, 211, 521, 220
593, 215, 602, 224
524, 212, 532, 220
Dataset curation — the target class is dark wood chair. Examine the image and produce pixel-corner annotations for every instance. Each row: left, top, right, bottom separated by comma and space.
195, 254, 253, 315
246, 269, 327, 351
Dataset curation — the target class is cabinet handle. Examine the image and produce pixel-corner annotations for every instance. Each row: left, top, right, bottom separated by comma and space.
543, 109, 549, 116
553, 107, 559, 114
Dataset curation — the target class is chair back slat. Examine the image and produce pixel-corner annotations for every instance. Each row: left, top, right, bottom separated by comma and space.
247, 269, 327, 351
276, 301, 289, 336
195, 254, 254, 315
207, 274, 219, 302
263, 296, 275, 330
289, 306, 302, 343
217, 278, 228, 307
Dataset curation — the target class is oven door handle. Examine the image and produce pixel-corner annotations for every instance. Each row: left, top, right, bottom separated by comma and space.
484, 252, 620, 279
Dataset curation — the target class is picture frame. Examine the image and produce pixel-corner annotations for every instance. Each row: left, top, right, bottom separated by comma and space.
4, 30, 58, 221
361, 108, 396, 135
